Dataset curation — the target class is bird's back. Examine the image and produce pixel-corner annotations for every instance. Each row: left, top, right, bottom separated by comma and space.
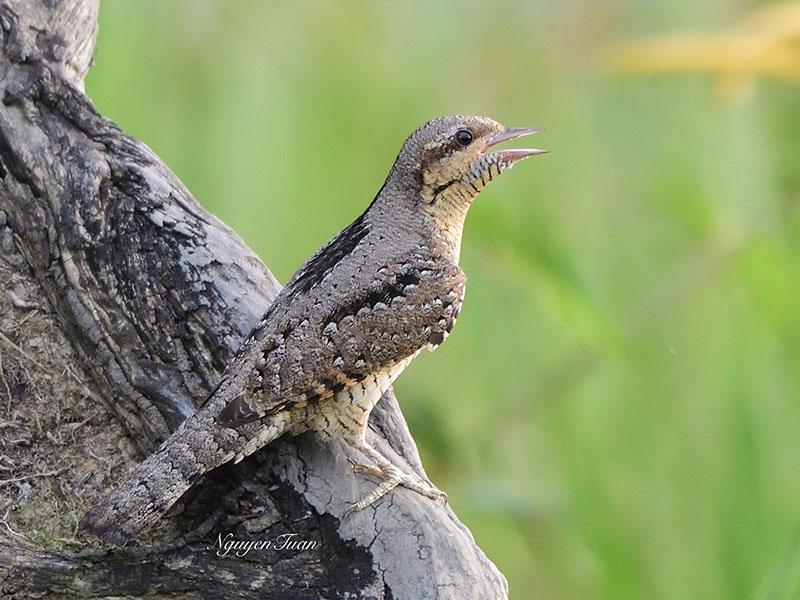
215, 211, 465, 429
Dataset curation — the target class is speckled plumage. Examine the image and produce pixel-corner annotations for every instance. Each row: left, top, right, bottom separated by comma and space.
81, 115, 545, 542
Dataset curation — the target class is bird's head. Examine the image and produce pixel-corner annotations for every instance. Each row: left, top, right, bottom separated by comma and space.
389, 115, 547, 206
384, 115, 546, 257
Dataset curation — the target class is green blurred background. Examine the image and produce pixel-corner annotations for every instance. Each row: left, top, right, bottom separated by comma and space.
87, 1, 800, 598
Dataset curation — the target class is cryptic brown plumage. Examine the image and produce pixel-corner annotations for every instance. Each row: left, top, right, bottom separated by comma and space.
80, 115, 546, 542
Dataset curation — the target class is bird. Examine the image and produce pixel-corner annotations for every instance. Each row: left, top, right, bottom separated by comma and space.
80, 115, 547, 542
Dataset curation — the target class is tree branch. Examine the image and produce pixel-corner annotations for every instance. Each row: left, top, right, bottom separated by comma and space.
0, 1, 508, 598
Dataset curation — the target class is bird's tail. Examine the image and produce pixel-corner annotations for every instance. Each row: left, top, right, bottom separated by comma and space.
79, 415, 239, 543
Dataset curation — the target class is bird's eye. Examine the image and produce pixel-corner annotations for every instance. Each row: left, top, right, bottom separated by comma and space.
454, 129, 474, 147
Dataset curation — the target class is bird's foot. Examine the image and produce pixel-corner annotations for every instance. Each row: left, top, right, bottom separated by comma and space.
345, 460, 447, 516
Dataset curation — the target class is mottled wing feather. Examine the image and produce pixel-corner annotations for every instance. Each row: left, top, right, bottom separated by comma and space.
217, 256, 465, 427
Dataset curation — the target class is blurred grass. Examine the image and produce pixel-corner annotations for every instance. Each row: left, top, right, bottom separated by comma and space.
87, 1, 800, 598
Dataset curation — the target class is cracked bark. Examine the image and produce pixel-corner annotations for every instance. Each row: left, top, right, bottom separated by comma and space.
0, 1, 509, 598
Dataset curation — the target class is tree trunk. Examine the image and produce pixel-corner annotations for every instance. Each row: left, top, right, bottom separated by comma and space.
0, 1, 509, 598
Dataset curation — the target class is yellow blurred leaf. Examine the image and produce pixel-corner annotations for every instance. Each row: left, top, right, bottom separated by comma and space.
609, 1, 800, 100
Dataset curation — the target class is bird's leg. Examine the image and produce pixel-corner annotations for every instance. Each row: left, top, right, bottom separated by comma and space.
350, 462, 384, 479
345, 441, 447, 515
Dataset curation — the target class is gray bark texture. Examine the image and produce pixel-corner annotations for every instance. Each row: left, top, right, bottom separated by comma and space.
0, 1, 509, 598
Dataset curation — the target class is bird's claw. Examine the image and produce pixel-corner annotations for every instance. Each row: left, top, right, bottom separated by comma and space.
344, 469, 447, 517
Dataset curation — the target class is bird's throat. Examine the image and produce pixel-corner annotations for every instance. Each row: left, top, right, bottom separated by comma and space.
421, 182, 475, 262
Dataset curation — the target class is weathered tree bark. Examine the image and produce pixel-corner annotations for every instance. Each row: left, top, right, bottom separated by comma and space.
0, 1, 508, 598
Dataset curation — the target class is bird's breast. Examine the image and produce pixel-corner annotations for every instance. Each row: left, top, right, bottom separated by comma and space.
296, 351, 420, 440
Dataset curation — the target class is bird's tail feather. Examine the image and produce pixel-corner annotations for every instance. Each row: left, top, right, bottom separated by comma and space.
80, 416, 237, 543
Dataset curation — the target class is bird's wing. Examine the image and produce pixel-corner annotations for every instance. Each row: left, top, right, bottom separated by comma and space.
217, 257, 466, 427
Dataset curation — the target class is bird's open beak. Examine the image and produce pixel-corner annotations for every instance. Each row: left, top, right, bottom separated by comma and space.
480, 127, 548, 163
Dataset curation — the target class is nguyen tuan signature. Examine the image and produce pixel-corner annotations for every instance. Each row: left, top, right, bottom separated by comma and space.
210, 532, 319, 557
